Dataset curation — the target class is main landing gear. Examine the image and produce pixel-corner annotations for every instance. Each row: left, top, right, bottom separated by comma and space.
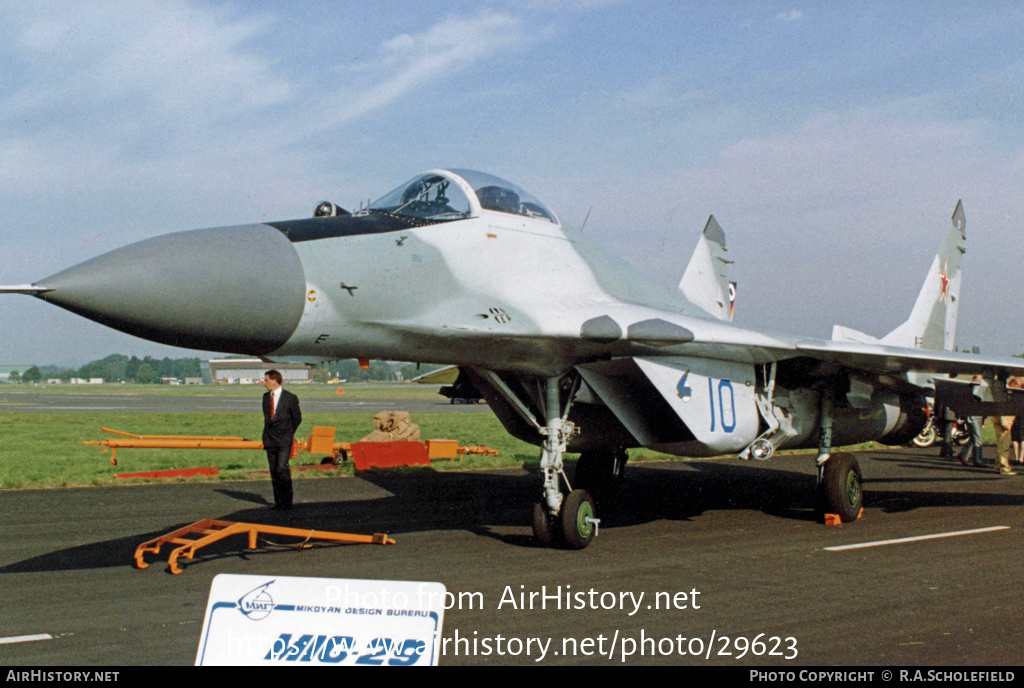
534, 448, 627, 549
815, 394, 863, 522
527, 374, 618, 550
818, 452, 863, 522
477, 369, 624, 549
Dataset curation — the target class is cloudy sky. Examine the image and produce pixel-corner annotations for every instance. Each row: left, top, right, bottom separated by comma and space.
1, 1, 1022, 366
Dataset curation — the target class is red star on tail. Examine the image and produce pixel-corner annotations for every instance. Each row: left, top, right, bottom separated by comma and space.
938, 263, 950, 301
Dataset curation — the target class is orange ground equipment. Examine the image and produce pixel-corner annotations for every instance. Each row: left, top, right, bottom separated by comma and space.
84, 426, 351, 466
85, 426, 499, 467
134, 519, 395, 574
116, 466, 220, 480
85, 427, 265, 466
348, 441, 430, 470
824, 508, 863, 526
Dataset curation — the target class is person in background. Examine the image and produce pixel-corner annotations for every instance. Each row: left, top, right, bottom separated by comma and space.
958, 375, 986, 469
1008, 376, 1024, 465
261, 369, 302, 509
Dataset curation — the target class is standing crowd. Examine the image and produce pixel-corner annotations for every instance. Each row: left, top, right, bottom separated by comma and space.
941, 375, 1024, 477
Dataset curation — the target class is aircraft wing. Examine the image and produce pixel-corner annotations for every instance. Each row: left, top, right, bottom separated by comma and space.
409, 365, 460, 384
792, 337, 1024, 378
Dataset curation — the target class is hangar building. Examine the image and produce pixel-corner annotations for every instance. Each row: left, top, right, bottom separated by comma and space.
200, 358, 313, 385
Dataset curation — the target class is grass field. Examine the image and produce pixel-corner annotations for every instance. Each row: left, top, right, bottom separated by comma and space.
0, 381, 448, 399
0, 409, 550, 489
0, 382, 982, 490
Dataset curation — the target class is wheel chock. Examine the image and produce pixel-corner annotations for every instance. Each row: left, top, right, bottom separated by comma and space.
824, 508, 863, 526
134, 519, 395, 574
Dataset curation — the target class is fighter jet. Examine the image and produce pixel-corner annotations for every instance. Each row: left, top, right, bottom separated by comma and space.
4, 168, 1024, 548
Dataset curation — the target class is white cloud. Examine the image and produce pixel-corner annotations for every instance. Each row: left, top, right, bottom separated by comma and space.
313, 12, 526, 132
0, 1, 295, 201
2, 2, 290, 121
568, 106, 1023, 352
0, 5, 529, 204
773, 9, 805, 23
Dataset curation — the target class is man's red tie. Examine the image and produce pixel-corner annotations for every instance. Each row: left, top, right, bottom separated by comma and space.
271, 393, 276, 418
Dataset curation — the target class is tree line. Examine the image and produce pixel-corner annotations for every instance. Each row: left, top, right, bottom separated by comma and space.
15, 354, 202, 384
10, 354, 444, 384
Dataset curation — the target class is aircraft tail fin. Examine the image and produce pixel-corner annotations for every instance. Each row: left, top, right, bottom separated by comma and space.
679, 215, 734, 321
879, 200, 965, 351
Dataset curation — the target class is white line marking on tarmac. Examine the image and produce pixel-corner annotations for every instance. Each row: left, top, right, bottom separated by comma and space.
0, 634, 53, 645
824, 526, 1009, 551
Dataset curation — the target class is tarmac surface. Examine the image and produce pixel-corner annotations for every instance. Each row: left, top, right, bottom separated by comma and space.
1, 444, 1022, 666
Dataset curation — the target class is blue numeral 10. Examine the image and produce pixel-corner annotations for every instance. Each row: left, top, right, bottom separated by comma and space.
708, 378, 736, 432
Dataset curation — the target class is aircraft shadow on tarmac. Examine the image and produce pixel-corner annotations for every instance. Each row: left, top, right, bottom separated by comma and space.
3, 450, 1020, 574
858, 448, 1024, 513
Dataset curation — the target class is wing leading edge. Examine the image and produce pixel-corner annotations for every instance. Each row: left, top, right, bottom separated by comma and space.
793, 338, 1024, 379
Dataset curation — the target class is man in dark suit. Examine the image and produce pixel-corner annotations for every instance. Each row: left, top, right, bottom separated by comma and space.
262, 369, 302, 509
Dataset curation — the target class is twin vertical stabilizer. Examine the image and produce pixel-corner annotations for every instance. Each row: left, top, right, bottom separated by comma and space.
679, 216, 734, 321
879, 201, 965, 351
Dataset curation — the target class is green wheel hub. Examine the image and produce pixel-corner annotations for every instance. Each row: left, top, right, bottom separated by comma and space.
575, 499, 595, 538
560, 489, 597, 549
844, 470, 861, 509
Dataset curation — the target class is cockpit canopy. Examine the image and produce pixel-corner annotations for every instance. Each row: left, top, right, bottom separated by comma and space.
369, 169, 558, 225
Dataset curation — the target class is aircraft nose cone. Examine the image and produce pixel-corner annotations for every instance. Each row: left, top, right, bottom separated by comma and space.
36, 224, 306, 354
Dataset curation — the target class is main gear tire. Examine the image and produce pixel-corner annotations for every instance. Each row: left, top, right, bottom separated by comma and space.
820, 452, 863, 523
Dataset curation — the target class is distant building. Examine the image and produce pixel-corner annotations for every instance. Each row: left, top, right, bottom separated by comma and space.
0, 365, 31, 383
201, 358, 314, 385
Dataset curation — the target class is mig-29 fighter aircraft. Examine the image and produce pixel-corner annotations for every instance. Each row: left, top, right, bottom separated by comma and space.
4, 169, 1024, 549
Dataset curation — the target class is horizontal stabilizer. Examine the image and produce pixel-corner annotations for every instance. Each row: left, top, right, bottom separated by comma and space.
831, 325, 879, 344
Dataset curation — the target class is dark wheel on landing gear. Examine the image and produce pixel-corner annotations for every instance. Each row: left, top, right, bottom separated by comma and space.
560, 489, 597, 550
532, 502, 555, 546
819, 452, 863, 522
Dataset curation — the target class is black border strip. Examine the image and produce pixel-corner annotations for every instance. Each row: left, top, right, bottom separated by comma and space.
269, 211, 448, 243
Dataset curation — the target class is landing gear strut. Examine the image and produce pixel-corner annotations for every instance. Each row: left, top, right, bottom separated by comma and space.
526, 374, 604, 549
478, 369, 607, 548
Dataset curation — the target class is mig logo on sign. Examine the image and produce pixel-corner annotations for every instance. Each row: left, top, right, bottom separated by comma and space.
238, 581, 277, 620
